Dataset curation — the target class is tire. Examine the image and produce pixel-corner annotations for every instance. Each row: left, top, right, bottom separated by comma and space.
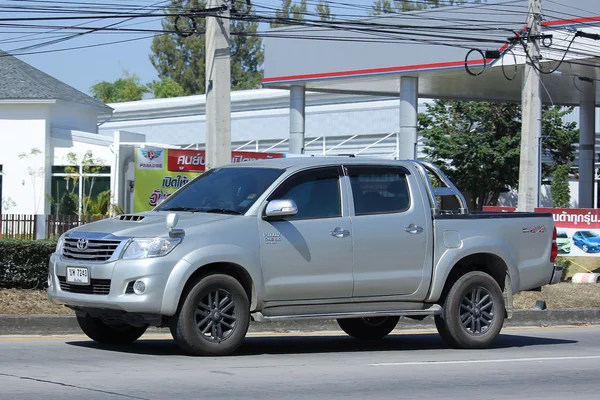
435, 271, 505, 349
170, 274, 250, 356
76, 314, 147, 345
583, 244, 589, 253
336, 316, 399, 340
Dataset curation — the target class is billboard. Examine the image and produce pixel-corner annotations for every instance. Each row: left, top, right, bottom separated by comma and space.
483, 206, 600, 257
134, 148, 283, 212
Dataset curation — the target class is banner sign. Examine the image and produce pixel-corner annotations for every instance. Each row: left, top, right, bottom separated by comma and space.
134, 148, 283, 212
482, 206, 600, 257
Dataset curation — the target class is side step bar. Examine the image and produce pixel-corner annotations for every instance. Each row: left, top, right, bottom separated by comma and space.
252, 304, 442, 322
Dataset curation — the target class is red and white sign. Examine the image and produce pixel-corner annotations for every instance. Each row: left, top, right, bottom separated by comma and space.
535, 208, 600, 229
482, 206, 600, 257
167, 150, 283, 172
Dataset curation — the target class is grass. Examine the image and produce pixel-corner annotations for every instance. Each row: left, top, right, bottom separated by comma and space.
1, 283, 599, 315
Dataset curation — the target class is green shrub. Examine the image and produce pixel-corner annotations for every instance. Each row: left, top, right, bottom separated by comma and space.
555, 257, 573, 281
0, 239, 57, 289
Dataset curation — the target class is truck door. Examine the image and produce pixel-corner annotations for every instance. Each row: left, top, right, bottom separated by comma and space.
346, 165, 430, 297
258, 166, 354, 301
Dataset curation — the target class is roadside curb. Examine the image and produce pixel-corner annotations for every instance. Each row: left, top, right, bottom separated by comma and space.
1, 308, 599, 336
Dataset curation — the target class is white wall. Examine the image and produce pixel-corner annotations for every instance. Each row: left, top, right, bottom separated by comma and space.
50, 101, 99, 134
0, 103, 51, 214
51, 129, 114, 166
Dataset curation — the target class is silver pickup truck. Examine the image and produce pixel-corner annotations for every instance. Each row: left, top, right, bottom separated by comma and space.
47, 157, 561, 356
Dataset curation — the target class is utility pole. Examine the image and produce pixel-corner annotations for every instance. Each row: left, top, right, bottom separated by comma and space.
517, 0, 542, 212
205, 0, 231, 170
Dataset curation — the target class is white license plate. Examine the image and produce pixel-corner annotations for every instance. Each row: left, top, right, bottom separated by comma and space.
66, 267, 89, 285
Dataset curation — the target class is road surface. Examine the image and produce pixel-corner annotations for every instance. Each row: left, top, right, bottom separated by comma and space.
0, 326, 598, 400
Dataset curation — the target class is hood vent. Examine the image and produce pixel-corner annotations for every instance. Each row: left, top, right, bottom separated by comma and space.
117, 215, 145, 222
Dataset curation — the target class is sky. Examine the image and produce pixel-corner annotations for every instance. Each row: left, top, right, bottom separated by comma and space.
0, 0, 374, 96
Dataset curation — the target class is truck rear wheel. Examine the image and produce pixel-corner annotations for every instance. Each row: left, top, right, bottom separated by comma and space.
435, 271, 504, 349
170, 274, 250, 356
337, 316, 399, 340
76, 315, 147, 345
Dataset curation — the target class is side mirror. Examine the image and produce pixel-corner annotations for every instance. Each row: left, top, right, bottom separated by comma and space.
264, 199, 298, 220
166, 213, 185, 237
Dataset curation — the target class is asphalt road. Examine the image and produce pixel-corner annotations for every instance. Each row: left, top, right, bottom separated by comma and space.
1, 326, 599, 400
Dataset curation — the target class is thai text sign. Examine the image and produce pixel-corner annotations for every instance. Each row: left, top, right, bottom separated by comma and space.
134, 148, 283, 212
483, 206, 600, 257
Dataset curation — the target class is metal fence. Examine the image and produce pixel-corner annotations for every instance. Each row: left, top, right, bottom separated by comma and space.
45, 215, 106, 238
0, 214, 36, 240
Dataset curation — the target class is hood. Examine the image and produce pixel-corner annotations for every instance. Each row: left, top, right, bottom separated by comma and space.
67, 211, 235, 238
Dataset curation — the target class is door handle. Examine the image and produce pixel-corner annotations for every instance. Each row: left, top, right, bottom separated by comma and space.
405, 224, 423, 234
331, 227, 350, 238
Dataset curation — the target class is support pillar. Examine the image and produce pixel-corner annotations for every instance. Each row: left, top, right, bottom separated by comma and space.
398, 76, 418, 160
205, 0, 231, 170
289, 85, 305, 154
517, 0, 542, 212
578, 75, 596, 208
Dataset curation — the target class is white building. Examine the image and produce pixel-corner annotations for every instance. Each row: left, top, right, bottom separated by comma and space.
0, 50, 146, 219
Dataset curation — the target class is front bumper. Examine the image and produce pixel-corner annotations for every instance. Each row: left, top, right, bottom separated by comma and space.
549, 265, 563, 285
47, 253, 178, 314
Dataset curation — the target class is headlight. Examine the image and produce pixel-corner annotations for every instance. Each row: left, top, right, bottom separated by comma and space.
55, 234, 65, 255
122, 237, 181, 259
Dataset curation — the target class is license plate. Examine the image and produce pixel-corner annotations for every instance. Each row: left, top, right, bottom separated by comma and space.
66, 267, 89, 285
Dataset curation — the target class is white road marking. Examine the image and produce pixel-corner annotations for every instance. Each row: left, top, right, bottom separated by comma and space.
369, 355, 600, 367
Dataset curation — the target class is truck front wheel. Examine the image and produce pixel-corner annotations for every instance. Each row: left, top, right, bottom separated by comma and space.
76, 315, 147, 345
337, 316, 399, 340
435, 271, 505, 349
170, 274, 250, 356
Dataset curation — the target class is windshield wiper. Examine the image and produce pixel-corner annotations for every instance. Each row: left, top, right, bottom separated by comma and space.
199, 208, 242, 215
158, 206, 203, 212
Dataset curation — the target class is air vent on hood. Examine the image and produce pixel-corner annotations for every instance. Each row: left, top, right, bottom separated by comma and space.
117, 215, 145, 222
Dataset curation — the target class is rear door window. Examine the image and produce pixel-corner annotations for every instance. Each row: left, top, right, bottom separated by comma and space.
346, 166, 411, 216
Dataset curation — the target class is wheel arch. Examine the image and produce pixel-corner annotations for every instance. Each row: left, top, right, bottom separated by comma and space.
433, 253, 512, 317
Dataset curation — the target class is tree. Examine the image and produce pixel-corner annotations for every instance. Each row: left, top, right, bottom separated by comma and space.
18, 147, 44, 214
551, 164, 571, 208
270, 0, 331, 28
315, 0, 332, 21
419, 100, 578, 210
370, 0, 481, 16
541, 105, 579, 178
147, 77, 185, 98
230, 0, 265, 90
90, 70, 149, 103
150, 0, 264, 94
420, 100, 522, 210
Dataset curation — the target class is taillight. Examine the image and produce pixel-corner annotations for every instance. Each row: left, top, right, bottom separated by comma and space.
550, 226, 558, 263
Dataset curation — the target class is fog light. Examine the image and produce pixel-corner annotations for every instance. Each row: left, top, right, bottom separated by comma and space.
47, 273, 53, 288
133, 280, 146, 295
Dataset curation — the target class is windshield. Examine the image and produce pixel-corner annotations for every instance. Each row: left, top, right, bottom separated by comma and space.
155, 167, 284, 214
581, 231, 599, 238
557, 232, 568, 238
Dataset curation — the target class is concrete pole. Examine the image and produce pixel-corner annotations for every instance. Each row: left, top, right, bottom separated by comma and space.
517, 0, 542, 212
398, 76, 418, 160
578, 74, 596, 208
205, 0, 231, 170
289, 85, 306, 154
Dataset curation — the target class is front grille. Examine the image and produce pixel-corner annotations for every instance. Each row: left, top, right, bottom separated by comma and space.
62, 238, 122, 262
57, 276, 111, 295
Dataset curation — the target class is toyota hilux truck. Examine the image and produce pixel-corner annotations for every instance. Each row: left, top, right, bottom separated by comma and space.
47, 157, 562, 356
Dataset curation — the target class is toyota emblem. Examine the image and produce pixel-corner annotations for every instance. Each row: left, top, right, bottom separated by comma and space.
76, 238, 88, 250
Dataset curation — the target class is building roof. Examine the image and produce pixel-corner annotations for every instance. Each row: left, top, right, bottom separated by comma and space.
262, 0, 600, 106
0, 50, 112, 111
